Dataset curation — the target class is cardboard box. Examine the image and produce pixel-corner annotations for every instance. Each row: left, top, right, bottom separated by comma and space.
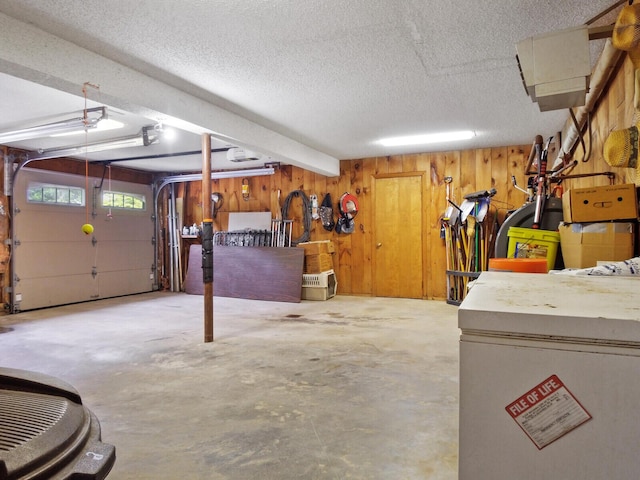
558, 222, 635, 269
562, 184, 638, 223
297, 240, 335, 255
303, 253, 334, 273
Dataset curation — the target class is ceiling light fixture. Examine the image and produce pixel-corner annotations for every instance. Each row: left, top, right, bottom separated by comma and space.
0, 107, 107, 144
51, 118, 124, 137
161, 127, 177, 142
211, 167, 275, 179
378, 130, 475, 147
28, 124, 163, 161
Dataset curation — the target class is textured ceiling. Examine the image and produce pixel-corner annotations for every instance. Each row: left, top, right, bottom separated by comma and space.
0, 1, 624, 174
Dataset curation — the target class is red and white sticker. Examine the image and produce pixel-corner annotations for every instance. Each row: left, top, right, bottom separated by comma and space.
505, 374, 591, 450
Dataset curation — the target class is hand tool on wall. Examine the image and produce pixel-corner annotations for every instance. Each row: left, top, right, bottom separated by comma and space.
442, 176, 454, 269
211, 192, 223, 219
462, 188, 496, 272
335, 192, 359, 234
532, 135, 553, 229
310, 194, 319, 220
524, 138, 539, 175
241, 178, 250, 201
512, 175, 533, 204
319, 193, 335, 231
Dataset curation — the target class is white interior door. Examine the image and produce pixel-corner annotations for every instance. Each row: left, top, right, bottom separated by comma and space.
12, 168, 154, 311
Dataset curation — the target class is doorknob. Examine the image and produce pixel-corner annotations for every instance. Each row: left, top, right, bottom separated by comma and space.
376, 243, 383, 249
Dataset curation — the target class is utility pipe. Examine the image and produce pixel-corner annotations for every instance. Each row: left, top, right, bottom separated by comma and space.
167, 183, 181, 292
552, 39, 623, 169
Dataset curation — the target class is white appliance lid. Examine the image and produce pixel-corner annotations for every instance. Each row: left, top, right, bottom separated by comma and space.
459, 272, 640, 343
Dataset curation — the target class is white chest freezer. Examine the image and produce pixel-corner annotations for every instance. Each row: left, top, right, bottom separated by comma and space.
458, 272, 640, 480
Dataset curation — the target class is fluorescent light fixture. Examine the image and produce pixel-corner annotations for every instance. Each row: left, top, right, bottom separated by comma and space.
0, 107, 107, 144
51, 118, 124, 137
378, 130, 475, 147
211, 167, 274, 179
29, 124, 162, 161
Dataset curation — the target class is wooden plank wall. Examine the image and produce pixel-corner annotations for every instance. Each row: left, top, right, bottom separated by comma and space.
175, 148, 532, 300
173, 55, 639, 300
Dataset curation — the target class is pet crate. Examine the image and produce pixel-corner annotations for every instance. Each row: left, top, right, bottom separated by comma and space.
301, 270, 337, 301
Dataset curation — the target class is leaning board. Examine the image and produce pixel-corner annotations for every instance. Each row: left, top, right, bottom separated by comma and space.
184, 244, 304, 303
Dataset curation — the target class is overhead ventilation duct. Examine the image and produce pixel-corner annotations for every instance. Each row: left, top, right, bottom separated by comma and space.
516, 26, 591, 111
226, 147, 261, 162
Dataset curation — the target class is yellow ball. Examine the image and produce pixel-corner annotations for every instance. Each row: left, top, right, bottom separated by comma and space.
81, 223, 94, 235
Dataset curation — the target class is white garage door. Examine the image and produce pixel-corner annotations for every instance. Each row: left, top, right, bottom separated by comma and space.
12, 168, 154, 311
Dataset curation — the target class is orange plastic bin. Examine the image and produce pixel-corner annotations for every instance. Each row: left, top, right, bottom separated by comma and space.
488, 258, 548, 273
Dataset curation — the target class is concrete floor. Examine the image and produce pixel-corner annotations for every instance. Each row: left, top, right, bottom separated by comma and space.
0, 292, 460, 480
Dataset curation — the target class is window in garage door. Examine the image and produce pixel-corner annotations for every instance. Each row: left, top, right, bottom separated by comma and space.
12, 168, 154, 311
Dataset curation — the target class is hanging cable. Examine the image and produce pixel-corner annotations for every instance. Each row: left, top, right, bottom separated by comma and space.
81, 82, 99, 235
280, 190, 311, 245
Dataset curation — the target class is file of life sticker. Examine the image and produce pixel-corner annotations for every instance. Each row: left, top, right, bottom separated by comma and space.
505, 374, 592, 450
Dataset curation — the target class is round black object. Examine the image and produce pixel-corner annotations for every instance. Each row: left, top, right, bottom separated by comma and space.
0, 367, 115, 479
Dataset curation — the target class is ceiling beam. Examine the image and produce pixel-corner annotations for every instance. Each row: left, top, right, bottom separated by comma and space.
0, 12, 340, 177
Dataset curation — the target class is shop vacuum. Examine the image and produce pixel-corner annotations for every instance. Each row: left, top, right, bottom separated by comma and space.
0, 367, 115, 479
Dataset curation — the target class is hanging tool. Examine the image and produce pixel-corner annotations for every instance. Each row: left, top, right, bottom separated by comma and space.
241, 178, 250, 201
310, 194, 319, 220
211, 192, 223, 219
442, 177, 453, 266
532, 135, 552, 229
443, 176, 454, 221
512, 176, 533, 204
524, 138, 539, 175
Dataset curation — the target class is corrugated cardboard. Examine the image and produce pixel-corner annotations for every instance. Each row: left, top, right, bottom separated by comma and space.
297, 240, 335, 255
303, 253, 334, 273
558, 222, 635, 269
562, 184, 638, 222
